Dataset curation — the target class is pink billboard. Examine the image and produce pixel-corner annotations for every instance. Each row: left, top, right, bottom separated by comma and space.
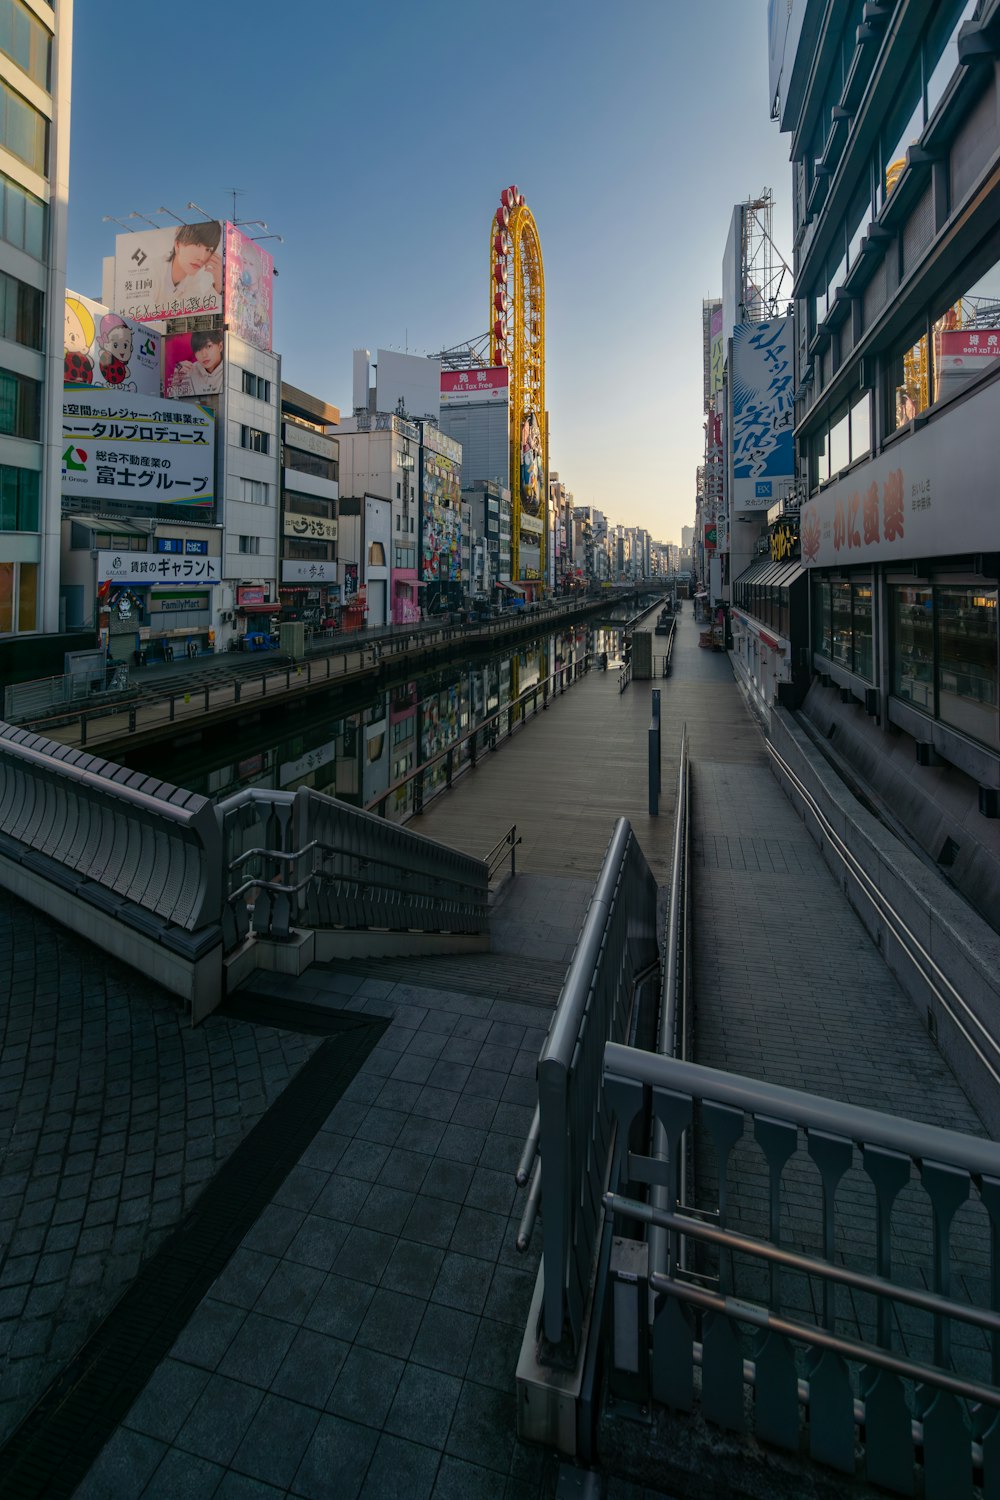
163, 330, 225, 399
441, 367, 509, 405
225, 225, 273, 352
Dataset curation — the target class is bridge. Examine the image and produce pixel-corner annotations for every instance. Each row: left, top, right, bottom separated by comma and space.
1, 605, 999, 1497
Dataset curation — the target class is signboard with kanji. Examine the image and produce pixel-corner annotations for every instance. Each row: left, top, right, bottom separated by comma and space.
97, 551, 220, 585
62, 389, 215, 507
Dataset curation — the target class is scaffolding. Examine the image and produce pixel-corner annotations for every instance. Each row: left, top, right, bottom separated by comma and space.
739, 190, 791, 322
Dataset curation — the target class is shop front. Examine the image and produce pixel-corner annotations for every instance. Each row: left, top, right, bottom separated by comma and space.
97, 549, 221, 664
280, 560, 339, 630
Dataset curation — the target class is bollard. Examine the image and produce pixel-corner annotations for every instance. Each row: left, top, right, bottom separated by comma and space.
648, 717, 659, 815
651, 689, 661, 793
128, 705, 137, 733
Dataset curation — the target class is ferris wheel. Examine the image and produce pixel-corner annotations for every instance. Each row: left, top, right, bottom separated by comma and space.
489, 185, 546, 586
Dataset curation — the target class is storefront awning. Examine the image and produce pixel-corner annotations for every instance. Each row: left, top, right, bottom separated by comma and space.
497, 581, 526, 594
733, 557, 776, 589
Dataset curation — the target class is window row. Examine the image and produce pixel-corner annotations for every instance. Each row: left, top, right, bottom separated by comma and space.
0, 459, 36, 529
0, 77, 46, 176
285, 448, 337, 481
396, 514, 415, 532
0, 266, 41, 349
241, 370, 271, 402
812, 577, 874, 681
240, 425, 269, 454
0, 366, 38, 439
0, 0, 50, 89
240, 478, 269, 505
809, 0, 981, 331
893, 582, 998, 748
0, 171, 44, 259
238, 535, 260, 555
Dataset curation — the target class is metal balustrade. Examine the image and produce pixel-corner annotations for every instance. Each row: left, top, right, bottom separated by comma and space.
0, 720, 220, 931
219, 784, 489, 952
602, 1043, 1000, 1498
529, 818, 660, 1355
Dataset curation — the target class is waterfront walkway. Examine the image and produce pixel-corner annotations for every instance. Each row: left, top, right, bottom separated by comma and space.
0, 608, 991, 1498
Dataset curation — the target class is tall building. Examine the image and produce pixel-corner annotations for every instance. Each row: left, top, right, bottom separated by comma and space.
0, 1, 72, 638
774, 0, 1000, 910
277, 383, 340, 629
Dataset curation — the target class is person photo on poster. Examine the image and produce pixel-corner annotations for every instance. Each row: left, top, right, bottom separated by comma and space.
150, 222, 223, 316
166, 330, 224, 397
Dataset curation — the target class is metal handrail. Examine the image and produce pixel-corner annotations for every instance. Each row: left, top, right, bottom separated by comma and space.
484, 824, 521, 881
767, 737, 1000, 1089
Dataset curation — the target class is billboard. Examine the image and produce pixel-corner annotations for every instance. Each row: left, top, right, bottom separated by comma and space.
163, 329, 225, 398
441, 368, 509, 406
97, 550, 220, 585
731, 318, 794, 511
421, 438, 461, 582
64, 293, 160, 396
710, 305, 725, 397
112, 223, 224, 324
62, 389, 215, 507
225, 224, 274, 352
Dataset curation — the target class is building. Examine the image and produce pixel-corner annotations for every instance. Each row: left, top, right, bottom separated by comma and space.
277, 383, 340, 630
774, 0, 1000, 913
464, 480, 511, 597
0, 1, 72, 640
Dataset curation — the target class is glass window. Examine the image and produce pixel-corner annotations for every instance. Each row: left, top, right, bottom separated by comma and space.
850, 393, 871, 460
16, 557, 34, 630
0, 269, 42, 349
882, 68, 922, 203
936, 585, 999, 746
813, 576, 832, 657
0, 367, 38, 439
926, 0, 980, 121
369, 542, 386, 566
847, 175, 871, 269
829, 407, 850, 476
932, 258, 1000, 404
0, 559, 12, 631
0, 1, 50, 89
831, 581, 852, 666
893, 585, 935, 709
240, 426, 269, 454
1, 79, 46, 174
886, 324, 931, 433
852, 583, 874, 680
0, 462, 37, 528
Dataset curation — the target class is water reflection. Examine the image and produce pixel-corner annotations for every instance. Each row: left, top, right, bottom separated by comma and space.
137, 623, 625, 815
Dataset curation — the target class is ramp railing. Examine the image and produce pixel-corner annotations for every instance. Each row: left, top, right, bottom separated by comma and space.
219, 784, 489, 951
602, 1043, 1000, 1498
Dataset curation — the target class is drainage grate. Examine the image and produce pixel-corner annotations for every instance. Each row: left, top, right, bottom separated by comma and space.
0, 1004, 385, 1500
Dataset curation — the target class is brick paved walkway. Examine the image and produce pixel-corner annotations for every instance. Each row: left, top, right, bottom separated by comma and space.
0, 891, 319, 1450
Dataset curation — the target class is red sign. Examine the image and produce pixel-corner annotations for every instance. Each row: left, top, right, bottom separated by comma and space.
704, 521, 718, 549
237, 586, 265, 605
939, 330, 1000, 360
440, 367, 509, 405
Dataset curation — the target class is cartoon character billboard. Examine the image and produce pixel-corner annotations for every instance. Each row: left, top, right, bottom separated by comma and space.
520, 410, 542, 516
63, 293, 160, 395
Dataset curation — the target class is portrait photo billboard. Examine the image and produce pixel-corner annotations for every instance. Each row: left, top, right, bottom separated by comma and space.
112, 222, 224, 324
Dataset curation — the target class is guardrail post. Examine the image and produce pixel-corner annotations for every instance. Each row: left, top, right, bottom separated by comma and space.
507, 707, 513, 737
234, 681, 241, 705
128, 704, 137, 734
262, 672, 266, 696
543, 680, 549, 709
169, 696, 175, 721
80, 714, 87, 747
649, 718, 659, 815
652, 689, 662, 792
470, 731, 478, 768
414, 770, 424, 815
204, 686, 210, 712
446, 748, 454, 788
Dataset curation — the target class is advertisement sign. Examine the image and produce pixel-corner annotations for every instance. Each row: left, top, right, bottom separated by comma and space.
98, 551, 220, 585
800, 373, 1000, 567
62, 389, 215, 507
770, 516, 800, 563
237, 586, 266, 605
440, 368, 509, 405
710, 305, 724, 397
64, 292, 160, 396
112, 223, 224, 324
281, 560, 338, 583
225, 224, 274, 352
344, 563, 358, 597
283, 512, 338, 542
520, 514, 543, 537
731, 318, 794, 511
284, 423, 336, 460
421, 444, 462, 582
163, 330, 225, 399
704, 521, 718, 549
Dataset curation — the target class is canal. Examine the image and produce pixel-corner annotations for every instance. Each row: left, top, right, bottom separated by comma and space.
119, 616, 634, 821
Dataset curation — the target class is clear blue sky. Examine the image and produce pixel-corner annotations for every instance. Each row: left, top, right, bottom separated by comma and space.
69, 1, 792, 545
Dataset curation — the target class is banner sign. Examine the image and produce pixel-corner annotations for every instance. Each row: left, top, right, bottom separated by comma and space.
98, 550, 220, 584
731, 317, 794, 511
237, 586, 266, 605
113, 223, 224, 324
225, 224, 273, 352
440, 367, 509, 405
282, 560, 338, 583
283, 512, 338, 541
62, 389, 215, 506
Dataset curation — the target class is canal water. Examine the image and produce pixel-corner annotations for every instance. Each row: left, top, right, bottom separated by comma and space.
120, 619, 630, 819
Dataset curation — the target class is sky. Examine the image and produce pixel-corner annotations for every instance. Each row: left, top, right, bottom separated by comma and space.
68, 1, 794, 546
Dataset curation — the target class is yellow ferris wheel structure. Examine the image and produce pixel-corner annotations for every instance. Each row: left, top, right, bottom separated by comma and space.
489, 185, 546, 586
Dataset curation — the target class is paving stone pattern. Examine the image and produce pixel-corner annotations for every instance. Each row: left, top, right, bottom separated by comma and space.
0, 889, 319, 1447
691, 758, 991, 1377
74, 962, 569, 1499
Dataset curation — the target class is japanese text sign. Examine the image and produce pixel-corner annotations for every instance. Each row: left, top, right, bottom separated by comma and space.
62, 389, 215, 507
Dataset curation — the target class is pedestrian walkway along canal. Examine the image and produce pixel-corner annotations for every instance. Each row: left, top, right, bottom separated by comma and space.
0, 606, 993, 1497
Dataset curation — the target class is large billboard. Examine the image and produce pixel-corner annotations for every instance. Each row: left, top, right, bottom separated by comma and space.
441, 368, 509, 406
62, 389, 215, 507
163, 329, 225, 398
225, 224, 273, 352
421, 430, 462, 583
97, 550, 220, 585
64, 292, 160, 396
731, 317, 794, 511
112, 223, 224, 324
